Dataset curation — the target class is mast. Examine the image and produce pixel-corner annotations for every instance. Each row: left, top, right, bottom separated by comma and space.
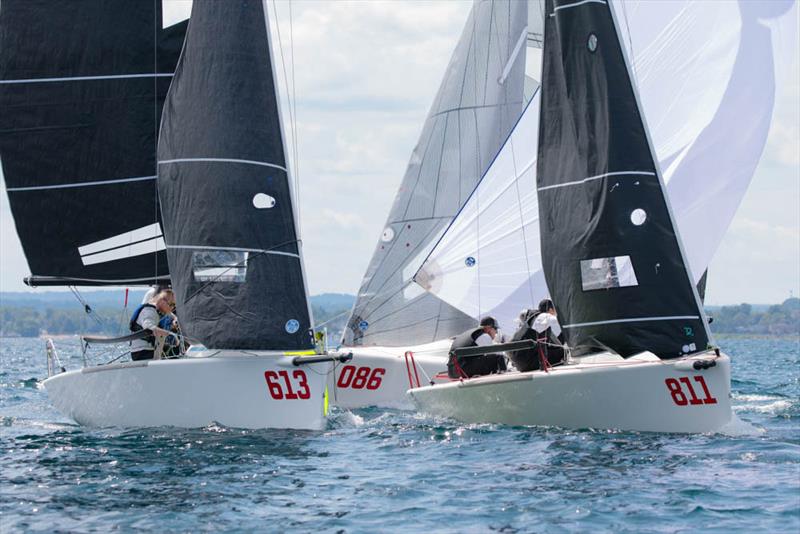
157, 0, 312, 351
535, 0, 711, 359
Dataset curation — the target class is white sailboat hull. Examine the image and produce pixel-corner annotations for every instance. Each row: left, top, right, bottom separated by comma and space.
327, 340, 450, 409
43, 351, 330, 430
409, 351, 732, 433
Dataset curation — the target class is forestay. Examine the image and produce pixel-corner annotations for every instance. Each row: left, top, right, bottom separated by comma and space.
345, 0, 528, 346
416, 0, 790, 331
0, 0, 187, 286
535, 0, 711, 358
158, 0, 313, 350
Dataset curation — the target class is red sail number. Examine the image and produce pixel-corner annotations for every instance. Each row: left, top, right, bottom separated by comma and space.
336, 365, 385, 390
665, 376, 718, 406
264, 370, 311, 400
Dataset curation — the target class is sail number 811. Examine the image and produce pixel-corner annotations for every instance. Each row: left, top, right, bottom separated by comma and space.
664, 376, 718, 406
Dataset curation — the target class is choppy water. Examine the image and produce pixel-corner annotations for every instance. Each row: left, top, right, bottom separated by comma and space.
1, 336, 798, 532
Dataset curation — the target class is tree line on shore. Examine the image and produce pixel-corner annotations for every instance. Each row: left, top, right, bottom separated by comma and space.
1, 298, 797, 338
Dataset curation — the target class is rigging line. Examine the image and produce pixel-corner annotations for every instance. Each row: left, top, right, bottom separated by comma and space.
314, 309, 351, 329
271, 0, 301, 237
69, 286, 105, 327
289, 0, 301, 236
620, 0, 636, 79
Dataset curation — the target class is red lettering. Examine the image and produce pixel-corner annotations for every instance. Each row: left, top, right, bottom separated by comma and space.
665, 378, 688, 406
337, 365, 355, 388
294, 370, 311, 399
366, 368, 385, 390
264, 370, 311, 400
336, 366, 386, 390
352, 366, 370, 389
679, 377, 704, 405
694, 376, 718, 405
279, 370, 299, 399
265, 371, 283, 400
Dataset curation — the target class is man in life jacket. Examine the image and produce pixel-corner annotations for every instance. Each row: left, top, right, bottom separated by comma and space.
509, 298, 565, 372
448, 316, 507, 378
129, 291, 176, 361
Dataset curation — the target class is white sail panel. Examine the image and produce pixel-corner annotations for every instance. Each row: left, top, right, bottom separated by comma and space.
417, 0, 791, 332
415, 93, 544, 324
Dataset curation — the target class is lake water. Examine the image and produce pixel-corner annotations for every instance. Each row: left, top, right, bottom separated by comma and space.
1, 336, 798, 532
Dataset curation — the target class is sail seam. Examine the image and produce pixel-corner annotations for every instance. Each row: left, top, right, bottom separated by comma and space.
158, 158, 287, 171
537, 170, 655, 191
550, 0, 607, 17
6, 175, 157, 192
564, 315, 700, 328
167, 245, 299, 259
0, 73, 174, 84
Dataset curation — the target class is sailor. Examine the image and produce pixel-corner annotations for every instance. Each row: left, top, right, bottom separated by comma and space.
509, 299, 565, 371
157, 290, 183, 357
129, 291, 176, 361
141, 283, 171, 305
447, 316, 507, 378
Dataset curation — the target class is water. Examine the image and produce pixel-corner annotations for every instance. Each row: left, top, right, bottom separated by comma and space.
1, 336, 798, 532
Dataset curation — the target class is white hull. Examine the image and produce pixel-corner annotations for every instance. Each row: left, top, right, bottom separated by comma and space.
43, 351, 330, 430
409, 351, 732, 433
327, 340, 450, 409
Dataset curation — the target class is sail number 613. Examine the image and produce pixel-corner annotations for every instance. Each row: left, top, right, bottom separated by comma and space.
665, 376, 718, 406
264, 370, 310, 400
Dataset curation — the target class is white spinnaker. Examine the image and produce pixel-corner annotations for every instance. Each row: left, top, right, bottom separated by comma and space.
416, 0, 793, 331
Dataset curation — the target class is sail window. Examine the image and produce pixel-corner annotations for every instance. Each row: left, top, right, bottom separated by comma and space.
381, 227, 395, 242
252, 193, 276, 209
192, 250, 248, 282
580, 256, 639, 291
630, 208, 647, 226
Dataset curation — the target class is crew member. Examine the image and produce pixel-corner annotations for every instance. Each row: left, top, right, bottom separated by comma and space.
129, 291, 175, 361
448, 316, 507, 378
532, 298, 565, 367
508, 299, 565, 371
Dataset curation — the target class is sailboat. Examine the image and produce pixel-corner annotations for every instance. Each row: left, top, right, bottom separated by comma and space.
2, 0, 342, 430
333, 0, 791, 412
408, 0, 733, 433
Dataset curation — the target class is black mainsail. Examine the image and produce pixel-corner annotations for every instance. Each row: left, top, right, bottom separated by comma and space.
345, 0, 528, 346
536, 0, 712, 359
157, 0, 313, 351
0, 1, 187, 286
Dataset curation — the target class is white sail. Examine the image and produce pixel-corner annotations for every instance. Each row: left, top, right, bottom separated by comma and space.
416, 0, 793, 330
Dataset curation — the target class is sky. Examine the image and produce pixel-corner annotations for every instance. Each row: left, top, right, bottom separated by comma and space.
1, 0, 798, 306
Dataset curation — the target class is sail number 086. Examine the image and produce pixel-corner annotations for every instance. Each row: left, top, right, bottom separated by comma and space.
336, 365, 385, 390
664, 376, 718, 406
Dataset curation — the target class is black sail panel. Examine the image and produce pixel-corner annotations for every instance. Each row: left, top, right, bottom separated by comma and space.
345, 0, 528, 346
158, 0, 312, 350
0, 1, 187, 286
536, 0, 711, 359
